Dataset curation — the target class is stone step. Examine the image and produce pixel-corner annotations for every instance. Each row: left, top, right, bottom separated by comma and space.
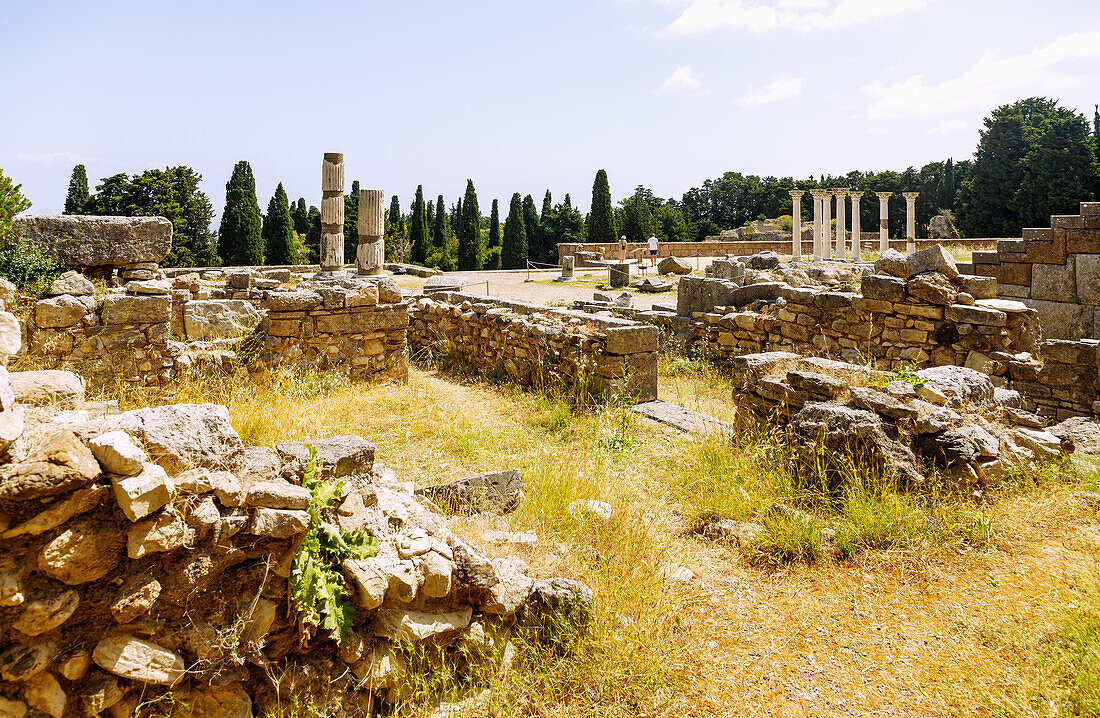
971, 250, 999, 265
632, 400, 733, 437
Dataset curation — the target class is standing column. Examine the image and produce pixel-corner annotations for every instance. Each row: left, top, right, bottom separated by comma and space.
320, 153, 345, 274
811, 190, 823, 261
357, 189, 385, 276
850, 191, 864, 261
823, 191, 833, 259
903, 192, 919, 256
876, 192, 891, 255
834, 189, 848, 260
789, 190, 804, 260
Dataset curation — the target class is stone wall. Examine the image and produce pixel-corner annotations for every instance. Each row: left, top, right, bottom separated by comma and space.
407, 292, 658, 403
249, 280, 409, 383
13, 215, 172, 281
970, 202, 1100, 339
1010, 339, 1100, 420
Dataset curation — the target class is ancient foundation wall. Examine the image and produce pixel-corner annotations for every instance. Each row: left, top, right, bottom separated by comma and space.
971, 202, 1100, 340
1009, 339, 1100, 420
407, 292, 658, 403
250, 284, 409, 383
652, 272, 1038, 377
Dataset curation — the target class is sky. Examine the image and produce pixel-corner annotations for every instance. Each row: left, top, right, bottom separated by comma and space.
3, 0, 1100, 218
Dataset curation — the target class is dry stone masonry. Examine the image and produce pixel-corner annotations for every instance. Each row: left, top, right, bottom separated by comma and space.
409, 292, 658, 403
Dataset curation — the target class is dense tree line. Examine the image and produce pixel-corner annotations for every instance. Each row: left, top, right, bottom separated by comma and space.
46, 95, 1100, 271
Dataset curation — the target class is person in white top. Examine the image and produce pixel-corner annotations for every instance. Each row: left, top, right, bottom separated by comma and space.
647, 234, 659, 267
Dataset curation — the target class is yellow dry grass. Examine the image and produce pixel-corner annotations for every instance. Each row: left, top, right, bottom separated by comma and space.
79, 359, 1100, 717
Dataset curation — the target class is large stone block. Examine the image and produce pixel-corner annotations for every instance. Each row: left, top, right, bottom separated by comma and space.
183, 300, 263, 340
1076, 254, 1100, 305
101, 295, 171, 325
1032, 261, 1076, 302
1021, 298, 1092, 340
603, 325, 658, 355
13, 215, 171, 267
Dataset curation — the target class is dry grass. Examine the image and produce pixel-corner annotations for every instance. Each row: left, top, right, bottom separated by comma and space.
75, 358, 1100, 717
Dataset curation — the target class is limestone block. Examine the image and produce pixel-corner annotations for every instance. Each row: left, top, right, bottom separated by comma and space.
127, 279, 171, 295
101, 294, 171, 325
342, 558, 389, 609
482, 557, 533, 615
23, 672, 65, 718
419, 550, 453, 598
108, 403, 245, 474
92, 635, 186, 685
183, 300, 263, 340
263, 290, 323, 311
861, 274, 906, 301
244, 480, 311, 509
47, 270, 94, 296
248, 508, 310, 537
110, 576, 162, 623
274, 434, 375, 479
39, 518, 124, 584
1032, 261, 1077, 302
2, 484, 107, 539
0, 697, 27, 718
1021, 298, 1092, 340
126, 509, 192, 558
321, 196, 345, 225
89, 431, 147, 475
604, 325, 659, 355
372, 606, 473, 642
357, 189, 385, 236
945, 304, 1007, 327
58, 651, 92, 681
9, 370, 86, 408
111, 463, 173, 521
905, 244, 958, 279
13, 215, 172, 267
0, 429, 100, 501
12, 589, 79, 637
35, 295, 89, 328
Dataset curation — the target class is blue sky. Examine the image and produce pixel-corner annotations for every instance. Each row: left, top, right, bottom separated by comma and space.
4, 0, 1099, 217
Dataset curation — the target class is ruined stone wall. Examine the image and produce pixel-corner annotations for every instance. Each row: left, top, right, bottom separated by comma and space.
971, 202, 1100, 340
1009, 339, 1100, 420
654, 271, 1038, 377
250, 282, 409, 383
407, 292, 658, 403
26, 293, 178, 385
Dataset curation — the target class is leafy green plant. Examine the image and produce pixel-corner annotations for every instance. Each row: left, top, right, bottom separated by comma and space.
289, 445, 378, 646
871, 363, 926, 389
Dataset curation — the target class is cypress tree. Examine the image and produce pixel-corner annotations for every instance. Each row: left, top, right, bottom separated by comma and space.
521, 194, 540, 261
306, 206, 321, 263
457, 179, 482, 271
386, 194, 403, 262
588, 169, 614, 244
939, 158, 956, 211
453, 198, 463, 237
344, 179, 360, 260
541, 190, 552, 222
489, 199, 501, 249
262, 183, 296, 265
291, 197, 308, 235
433, 195, 447, 249
1094, 104, 1099, 145
502, 193, 527, 269
563, 193, 573, 209
408, 185, 429, 265
64, 165, 89, 215
218, 161, 263, 266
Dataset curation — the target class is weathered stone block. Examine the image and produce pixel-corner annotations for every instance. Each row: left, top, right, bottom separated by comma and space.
945, 304, 1007, 327
1032, 261, 1076, 302
101, 295, 171, 325
112, 463, 173, 522
13, 215, 172, 267
1076, 254, 1100, 305
861, 275, 906, 302
604, 325, 658, 355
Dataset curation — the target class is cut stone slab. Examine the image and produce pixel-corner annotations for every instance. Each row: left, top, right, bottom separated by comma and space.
89, 431, 147, 476
632, 400, 732, 437
416, 469, 523, 515
423, 276, 465, 293
111, 462, 173, 521
183, 299, 263, 340
9, 370, 86, 409
14, 215, 172, 267
108, 403, 244, 474
92, 635, 186, 685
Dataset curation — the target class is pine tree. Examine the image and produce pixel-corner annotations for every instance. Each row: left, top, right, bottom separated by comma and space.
588, 169, 615, 244
63, 165, 89, 215
457, 180, 482, 271
218, 161, 263, 266
408, 185, 429, 265
563, 193, 573, 209
502, 193, 527, 269
262, 183, 296, 265
344, 179, 360, 260
433, 195, 447, 249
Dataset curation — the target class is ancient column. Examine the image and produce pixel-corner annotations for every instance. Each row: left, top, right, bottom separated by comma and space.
876, 192, 891, 255
811, 190, 823, 261
823, 191, 833, 259
903, 191, 920, 255
789, 190, 804, 260
850, 191, 864, 261
320, 153, 345, 275
356, 189, 385, 276
834, 189, 848, 261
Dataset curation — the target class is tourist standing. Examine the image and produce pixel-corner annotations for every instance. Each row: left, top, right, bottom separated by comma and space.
647, 233, 659, 267
618, 235, 627, 262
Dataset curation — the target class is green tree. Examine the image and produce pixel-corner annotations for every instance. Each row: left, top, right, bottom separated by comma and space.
0, 168, 32, 243
262, 183, 296, 265
457, 180, 482, 271
218, 161, 263, 266
502, 193, 527, 269
588, 169, 615, 244
0, 169, 61, 293
485, 198, 502, 270
521, 194, 540, 262
344, 180, 359, 260
64, 165, 89, 215
433, 195, 447, 249
1013, 106, 1100, 228
1094, 104, 1099, 145
305, 206, 321, 263
620, 188, 656, 242
385, 194, 404, 262
291, 197, 309, 235
408, 185, 429, 265
655, 204, 690, 242
938, 158, 956, 211
541, 190, 552, 222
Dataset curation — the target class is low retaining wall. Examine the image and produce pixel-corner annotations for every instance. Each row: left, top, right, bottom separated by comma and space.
407, 292, 658, 402
1010, 339, 1100, 419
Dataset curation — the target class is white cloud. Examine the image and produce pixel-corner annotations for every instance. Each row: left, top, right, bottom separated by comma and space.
14, 151, 93, 166
867, 127, 891, 135
926, 119, 968, 136
864, 31, 1100, 120
663, 0, 928, 35
739, 75, 803, 106
661, 65, 702, 92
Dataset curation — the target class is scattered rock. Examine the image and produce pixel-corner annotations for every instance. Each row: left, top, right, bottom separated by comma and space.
9, 370, 86, 408
697, 518, 764, 544
874, 249, 907, 278
747, 251, 781, 270
39, 518, 124, 585
89, 431, 148, 476
109, 403, 244, 474
416, 469, 522, 515
657, 256, 692, 275
913, 365, 995, 408
1049, 416, 1100, 454
850, 386, 918, 421
482, 557, 533, 615
527, 578, 594, 626
905, 244, 959, 279
569, 499, 613, 521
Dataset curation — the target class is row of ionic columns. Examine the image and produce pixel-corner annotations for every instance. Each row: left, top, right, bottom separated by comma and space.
788, 189, 920, 261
